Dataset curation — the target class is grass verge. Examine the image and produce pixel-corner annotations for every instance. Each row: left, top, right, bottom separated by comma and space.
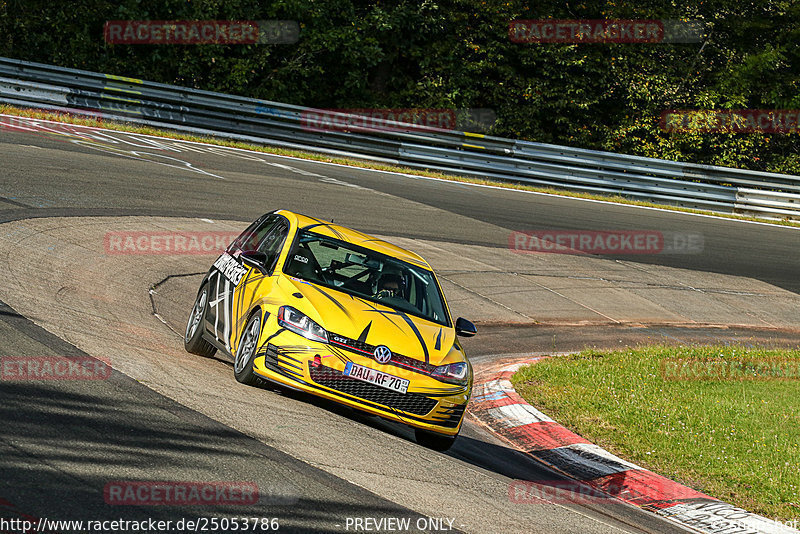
2, 105, 799, 229
511, 345, 800, 520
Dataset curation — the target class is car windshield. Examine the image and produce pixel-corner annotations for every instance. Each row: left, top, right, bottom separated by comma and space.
283, 230, 450, 326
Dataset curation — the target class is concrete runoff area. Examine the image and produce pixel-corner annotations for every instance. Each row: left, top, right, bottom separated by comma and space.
1, 216, 698, 534
0, 216, 735, 534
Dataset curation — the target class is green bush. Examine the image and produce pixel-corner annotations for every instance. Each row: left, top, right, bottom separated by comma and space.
2, 0, 798, 174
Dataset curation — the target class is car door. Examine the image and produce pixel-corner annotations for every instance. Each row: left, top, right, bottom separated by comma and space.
205, 214, 288, 354
229, 217, 290, 351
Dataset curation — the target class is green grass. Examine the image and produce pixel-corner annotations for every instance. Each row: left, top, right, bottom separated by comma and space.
2, 105, 800, 228
511, 345, 800, 520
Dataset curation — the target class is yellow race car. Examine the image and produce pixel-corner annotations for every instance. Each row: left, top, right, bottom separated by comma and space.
184, 210, 476, 450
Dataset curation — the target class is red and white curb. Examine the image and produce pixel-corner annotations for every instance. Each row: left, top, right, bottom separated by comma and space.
469, 358, 799, 534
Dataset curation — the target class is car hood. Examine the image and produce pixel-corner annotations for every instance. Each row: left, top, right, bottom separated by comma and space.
280, 276, 456, 366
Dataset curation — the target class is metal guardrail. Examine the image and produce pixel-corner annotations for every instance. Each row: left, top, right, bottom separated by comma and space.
1, 56, 798, 221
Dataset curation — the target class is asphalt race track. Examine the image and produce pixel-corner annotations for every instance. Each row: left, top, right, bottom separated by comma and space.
1, 117, 799, 534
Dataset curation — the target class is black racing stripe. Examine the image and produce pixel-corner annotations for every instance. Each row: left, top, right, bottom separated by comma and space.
322, 223, 346, 240
357, 321, 372, 343
397, 311, 430, 364
277, 346, 313, 353
329, 227, 346, 240
236, 268, 252, 335
259, 361, 305, 382
263, 328, 287, 345
356, 298, 405, 332
277, 358, 303, 372
283, 369, 304, 379
236, 268, 270, 342
434, 328, 442, 351
279, 367, 303, 379
246, 273, 269, 311
277, 352, 302, 364
328, 345, 352, 363
308, 285, 353, 320
301, 220, 346, 240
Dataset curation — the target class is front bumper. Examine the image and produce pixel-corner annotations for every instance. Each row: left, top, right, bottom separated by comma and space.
251, 336, 470, 436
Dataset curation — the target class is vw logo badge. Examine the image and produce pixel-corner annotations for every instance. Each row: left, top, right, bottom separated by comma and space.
374, 345, 392, 364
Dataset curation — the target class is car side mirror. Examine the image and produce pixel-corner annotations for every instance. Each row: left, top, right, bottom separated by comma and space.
455, 317, 477, 337
240, 250, 270, 274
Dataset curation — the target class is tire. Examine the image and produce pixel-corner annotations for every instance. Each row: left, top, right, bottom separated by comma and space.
415, 429, 457, 451
184, 284, 216, 358
234, 311, 263, 386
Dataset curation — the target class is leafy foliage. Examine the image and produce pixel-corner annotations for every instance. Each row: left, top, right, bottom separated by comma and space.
1, 0, 797, 173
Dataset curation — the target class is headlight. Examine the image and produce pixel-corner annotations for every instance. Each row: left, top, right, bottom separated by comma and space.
431, 362, 469, 385
278, 306, 329, 343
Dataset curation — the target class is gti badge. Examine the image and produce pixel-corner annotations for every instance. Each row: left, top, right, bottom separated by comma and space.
373, 345, 392, 364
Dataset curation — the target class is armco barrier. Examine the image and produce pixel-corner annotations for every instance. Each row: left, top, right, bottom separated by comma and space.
1, 56, 798, 220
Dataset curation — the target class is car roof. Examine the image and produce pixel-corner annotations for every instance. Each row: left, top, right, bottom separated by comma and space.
276, 210, 433, 270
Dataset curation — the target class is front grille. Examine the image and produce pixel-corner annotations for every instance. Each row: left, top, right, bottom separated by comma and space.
328, 331, 437, 374
330, 333, 372, 354
309, 364, 438, 416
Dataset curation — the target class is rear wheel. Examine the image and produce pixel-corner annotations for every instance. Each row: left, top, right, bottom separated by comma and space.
415, 429, 457, 451
184, 284, 216, 358
234, 311, 262, 386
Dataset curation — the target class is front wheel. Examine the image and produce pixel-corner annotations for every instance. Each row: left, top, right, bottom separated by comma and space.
184, 284, 216, 358
234, 311, 263, 386
415, 429, 457, 451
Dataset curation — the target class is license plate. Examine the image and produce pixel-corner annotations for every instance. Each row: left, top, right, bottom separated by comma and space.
343, 362, 409, 394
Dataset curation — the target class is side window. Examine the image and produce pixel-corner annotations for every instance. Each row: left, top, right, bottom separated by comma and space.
258, 220, 289, 269
229, 218, 262, 252
230, 215, 279, 253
